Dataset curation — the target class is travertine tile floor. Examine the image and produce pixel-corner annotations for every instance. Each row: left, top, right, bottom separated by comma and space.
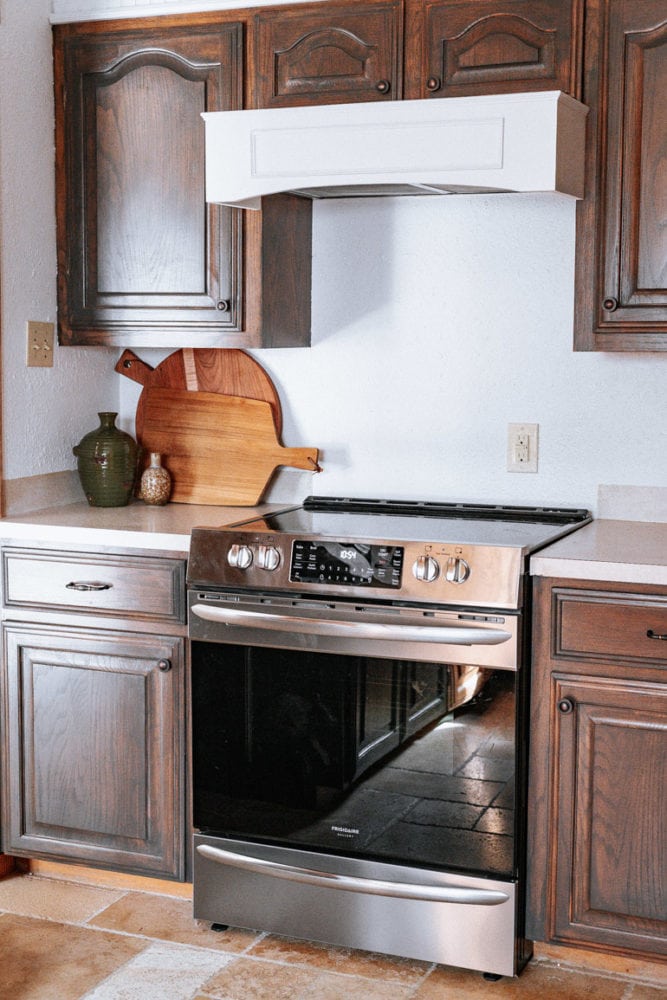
0, 873, 665, 1000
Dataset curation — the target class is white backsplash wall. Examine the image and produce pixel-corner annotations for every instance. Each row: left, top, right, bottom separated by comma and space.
119, 194, 667, 514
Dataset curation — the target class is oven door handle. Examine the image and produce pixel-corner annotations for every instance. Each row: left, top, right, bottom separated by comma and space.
196, 844, 509, 906
190, 604, 512, 645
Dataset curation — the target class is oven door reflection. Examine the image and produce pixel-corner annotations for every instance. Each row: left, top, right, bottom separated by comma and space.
192, 642, 517, 880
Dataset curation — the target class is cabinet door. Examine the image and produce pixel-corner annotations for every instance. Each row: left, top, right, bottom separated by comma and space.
55, 21, 243, 347
1, 624, 185, 880
253, 1, 403, 107
405, 0, 582, 99
552, 675, 667, 955
574, 0, 667, 350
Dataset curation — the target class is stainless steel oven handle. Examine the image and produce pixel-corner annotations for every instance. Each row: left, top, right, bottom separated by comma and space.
190, 604, 512, 646
196, 844, 509, 906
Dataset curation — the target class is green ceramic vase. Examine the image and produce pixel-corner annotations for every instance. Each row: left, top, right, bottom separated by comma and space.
73, 412, 138, 507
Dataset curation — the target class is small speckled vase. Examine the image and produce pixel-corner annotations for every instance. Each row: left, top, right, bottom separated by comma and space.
73, 412, 138, 507
139, 452, 172, 506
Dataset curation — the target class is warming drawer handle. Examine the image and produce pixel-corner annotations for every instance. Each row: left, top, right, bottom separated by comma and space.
196, 844, 509, 906
66, 580, 113, 592
190, 604, 512, 646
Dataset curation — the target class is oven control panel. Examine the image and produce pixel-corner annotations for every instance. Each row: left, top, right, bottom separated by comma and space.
188, 529, 525, 608
291, 540, 403, 588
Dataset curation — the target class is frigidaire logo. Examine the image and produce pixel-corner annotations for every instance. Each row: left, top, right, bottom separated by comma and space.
331, 825, 359, 837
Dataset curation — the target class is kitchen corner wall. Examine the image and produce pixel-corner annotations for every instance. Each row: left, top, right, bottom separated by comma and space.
0, 0, 121, 490
3, 1, 667, 517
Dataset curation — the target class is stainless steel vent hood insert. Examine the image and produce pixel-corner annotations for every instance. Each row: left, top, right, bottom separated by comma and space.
203, 91, 588, 210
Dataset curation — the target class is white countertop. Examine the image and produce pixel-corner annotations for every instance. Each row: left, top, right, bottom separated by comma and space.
0, 500, 282, 556
530, 519, 667, 586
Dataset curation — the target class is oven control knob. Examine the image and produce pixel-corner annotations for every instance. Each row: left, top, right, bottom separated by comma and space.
227, 544, 253, 570
412, 555, 440, 582
258, 544, 281, 571
445, 556, 471, 584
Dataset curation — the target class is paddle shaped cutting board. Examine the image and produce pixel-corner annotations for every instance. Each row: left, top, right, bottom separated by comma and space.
115, 347, 283, 435
139, 387, 320, 506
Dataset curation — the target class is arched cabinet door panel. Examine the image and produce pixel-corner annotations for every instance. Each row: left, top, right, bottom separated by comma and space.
253, 1, 403, 107
575, 0, 667, 351
404, 0, 582, 99
55, 21, 244, 347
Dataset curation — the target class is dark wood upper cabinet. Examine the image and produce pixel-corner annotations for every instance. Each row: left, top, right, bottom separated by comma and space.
404, 0, 583, 99
54, 17, 311, 348
253, 0, 404, 107
574, 0, 667, 350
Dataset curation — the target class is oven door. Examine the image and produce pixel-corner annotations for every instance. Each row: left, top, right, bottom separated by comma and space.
189, 591, 527, 975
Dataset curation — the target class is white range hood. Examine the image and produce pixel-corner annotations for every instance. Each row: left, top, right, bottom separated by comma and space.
203, 90, 588, 210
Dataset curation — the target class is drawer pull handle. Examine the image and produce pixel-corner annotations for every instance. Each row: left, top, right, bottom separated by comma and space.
66, 581, 113, 592
157, 659, 172, 672
558, 698, 574, 714
647, 629, 667, 641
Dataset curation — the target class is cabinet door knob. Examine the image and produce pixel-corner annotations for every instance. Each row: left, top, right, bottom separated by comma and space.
66, 580, 113, 591
375, 79, 391, 94
647, 629, 667, 641
216, 299, 230, 312
157, 658, 172, 672
602, 297, 619, 311
557, 698, 574, 714
426, 76, 441, 92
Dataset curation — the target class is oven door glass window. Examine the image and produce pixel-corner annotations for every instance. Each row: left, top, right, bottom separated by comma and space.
191, 643, 517, 880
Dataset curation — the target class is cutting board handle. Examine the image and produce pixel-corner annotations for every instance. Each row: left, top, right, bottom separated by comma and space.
280, 447, 321, 472
115, 350, 155, 386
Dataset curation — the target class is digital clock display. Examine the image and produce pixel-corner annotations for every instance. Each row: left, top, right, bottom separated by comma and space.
290, 540, 403, 588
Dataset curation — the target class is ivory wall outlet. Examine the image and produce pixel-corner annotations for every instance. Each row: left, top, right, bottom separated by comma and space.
26, 321, 55, 367
507, 423, 539, 473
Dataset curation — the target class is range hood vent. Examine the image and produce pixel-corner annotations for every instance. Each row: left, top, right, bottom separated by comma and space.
203, 91, 588, 210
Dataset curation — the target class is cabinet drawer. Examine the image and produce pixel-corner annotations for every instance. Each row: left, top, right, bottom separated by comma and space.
554, 589, 667, 665
2, 549, 185, 624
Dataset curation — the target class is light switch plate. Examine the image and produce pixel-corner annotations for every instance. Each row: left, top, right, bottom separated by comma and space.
26, 321, 55, 367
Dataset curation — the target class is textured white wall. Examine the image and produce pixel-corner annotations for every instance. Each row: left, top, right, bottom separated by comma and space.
2, 1, 666, 516
0, 0, 119, 482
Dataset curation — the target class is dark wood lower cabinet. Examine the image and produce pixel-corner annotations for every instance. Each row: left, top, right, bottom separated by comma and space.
528, 578, 667, 960
1, 623, 185, 880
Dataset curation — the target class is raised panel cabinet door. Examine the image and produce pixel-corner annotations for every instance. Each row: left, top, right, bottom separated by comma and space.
253, 1, 403, 107
575, 0, 667, 350
54, 22, 243, 347
405, 0, 582, 99
553, 674, 667, 955
1, 624, 185, 880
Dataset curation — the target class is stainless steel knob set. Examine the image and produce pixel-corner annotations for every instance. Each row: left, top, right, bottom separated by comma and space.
412, 555, 471, 584
227, 543, 281, 571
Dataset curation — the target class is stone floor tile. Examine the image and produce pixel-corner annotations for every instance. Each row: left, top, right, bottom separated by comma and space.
628, 986, 667, 999
535, 944, 667, 986
248, 934, 431, 984
201, 957, 418, 1000
198, 956, 324, 999
0, 873, 124, 924
80, 941, 233, 1000
412, 961, 629, 999
89, 890, 260, 952
0, 912, 146, 1000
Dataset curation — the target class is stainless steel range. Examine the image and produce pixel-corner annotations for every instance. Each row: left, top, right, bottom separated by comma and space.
187, 496, 591, 979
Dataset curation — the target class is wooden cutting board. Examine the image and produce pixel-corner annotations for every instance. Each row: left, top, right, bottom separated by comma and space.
139, 387, 320, 506
115, 348, 283, 435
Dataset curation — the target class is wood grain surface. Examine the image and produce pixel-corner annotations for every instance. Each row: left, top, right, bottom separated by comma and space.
115, 348, 283, 434
139, 387, 319, 505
